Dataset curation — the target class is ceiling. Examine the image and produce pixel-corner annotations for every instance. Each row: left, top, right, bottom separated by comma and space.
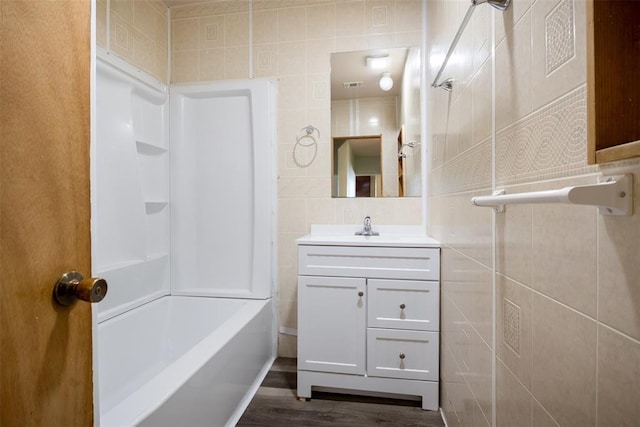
330, 48, 408, 101
161, 0, 206, 7
348, 137, 381, 157
334, 137, 381, 157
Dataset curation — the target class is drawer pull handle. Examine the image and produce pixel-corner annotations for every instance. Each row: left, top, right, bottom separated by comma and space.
399, 353, 406, 360
358, 291, 364, 297
400, 303, 406, 309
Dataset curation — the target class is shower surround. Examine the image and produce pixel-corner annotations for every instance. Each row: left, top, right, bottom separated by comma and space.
94, 53, 277, 426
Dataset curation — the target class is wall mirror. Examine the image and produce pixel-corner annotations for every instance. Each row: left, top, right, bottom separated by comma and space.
331, 47, 422, 198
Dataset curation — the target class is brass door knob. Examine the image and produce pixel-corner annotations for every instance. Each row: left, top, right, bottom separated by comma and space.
54, 271, 108, 306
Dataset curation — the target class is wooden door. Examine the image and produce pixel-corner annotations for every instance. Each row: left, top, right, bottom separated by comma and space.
1, 1, 93, 426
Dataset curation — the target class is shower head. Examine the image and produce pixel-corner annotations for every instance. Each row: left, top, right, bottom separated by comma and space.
472, 0, 510, 11
437, 78, 454, 92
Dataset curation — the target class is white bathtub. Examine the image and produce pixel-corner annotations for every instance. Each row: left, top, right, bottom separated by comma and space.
98, 296, 275, 427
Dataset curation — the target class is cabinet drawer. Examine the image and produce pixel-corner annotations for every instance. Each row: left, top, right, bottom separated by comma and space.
368, 279, 439, 331
367, 329, 438, 381
298, 245, 439, 281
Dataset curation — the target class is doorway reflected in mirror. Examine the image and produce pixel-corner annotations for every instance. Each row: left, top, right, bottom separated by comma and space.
332, 135, 382, 197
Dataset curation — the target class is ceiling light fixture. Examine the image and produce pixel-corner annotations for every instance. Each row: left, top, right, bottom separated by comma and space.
378, 72, 393, 91
366, 55, 390, 70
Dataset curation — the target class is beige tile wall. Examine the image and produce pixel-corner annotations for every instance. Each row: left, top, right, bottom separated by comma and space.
170, 0, 424, 357
96, 0, 169, 82
428, 0, 640, 426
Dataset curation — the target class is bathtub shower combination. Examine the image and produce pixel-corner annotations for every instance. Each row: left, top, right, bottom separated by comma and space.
94, 52, 277, 426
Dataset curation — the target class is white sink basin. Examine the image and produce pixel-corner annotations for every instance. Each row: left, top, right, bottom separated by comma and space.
296, 225, 440, 248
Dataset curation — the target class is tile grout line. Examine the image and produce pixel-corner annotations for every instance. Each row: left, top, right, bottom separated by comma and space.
491, 4, 497, 426
595, 203, 600, 426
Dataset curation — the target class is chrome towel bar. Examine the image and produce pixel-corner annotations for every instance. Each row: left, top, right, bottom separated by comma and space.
431, 0, 510, 91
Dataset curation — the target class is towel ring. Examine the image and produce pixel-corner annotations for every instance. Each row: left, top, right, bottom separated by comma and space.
293, 125, 319, 168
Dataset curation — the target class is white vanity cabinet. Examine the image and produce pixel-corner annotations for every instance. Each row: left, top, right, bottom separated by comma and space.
296, 237, 441, 410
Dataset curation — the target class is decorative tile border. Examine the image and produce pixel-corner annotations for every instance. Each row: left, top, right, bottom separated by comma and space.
432, 85, 602, 194
430, 138, 493, 196
496, 85, 595, 186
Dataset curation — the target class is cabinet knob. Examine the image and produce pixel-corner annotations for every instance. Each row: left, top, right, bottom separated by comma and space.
358, 291, 364, 297
400, 303, 406, 309
399, 353, 406, 360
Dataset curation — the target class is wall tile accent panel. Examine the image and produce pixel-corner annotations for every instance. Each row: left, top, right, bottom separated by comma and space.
544, 0, 575, 76
503, 298, 520, 355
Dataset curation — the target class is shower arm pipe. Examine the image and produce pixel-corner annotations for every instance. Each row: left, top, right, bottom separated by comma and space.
430, 0, 511, 90
471, 174, 633, 216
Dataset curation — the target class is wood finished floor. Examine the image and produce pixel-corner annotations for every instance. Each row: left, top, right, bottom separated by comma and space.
237, 358, 445, 427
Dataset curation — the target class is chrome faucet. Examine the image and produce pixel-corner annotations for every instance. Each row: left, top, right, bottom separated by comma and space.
355, 216, 379, 236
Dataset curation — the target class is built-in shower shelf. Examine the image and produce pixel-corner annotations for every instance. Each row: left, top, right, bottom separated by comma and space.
97, 57, 171, 325
97, 258, 146, 276
144, 201, 168, 214
94, 254, 170, 322
147, 253, 169, 262
136, 140, 167, 155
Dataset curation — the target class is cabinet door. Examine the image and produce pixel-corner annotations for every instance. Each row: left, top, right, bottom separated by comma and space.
368, 279, 440, 331
298, 276, 366, 375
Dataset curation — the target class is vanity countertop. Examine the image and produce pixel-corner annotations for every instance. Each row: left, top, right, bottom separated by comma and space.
296, 225, 441, 248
